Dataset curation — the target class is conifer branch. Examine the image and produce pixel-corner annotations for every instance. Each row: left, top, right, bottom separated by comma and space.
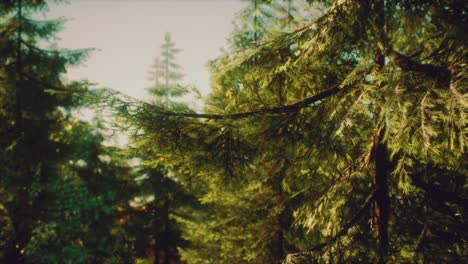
286, 188, 378, 261
61, 82, 346, 121
95, 63, 370, 120
163, 83, 341, 119
383, 47, 451, 84
366, 0, 451, 84
305, 153, 369, 219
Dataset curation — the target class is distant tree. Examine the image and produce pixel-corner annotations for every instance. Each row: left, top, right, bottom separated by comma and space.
123, 162, 195, 264
134, 32, 194, 264
146, 33, 186, 105
229, 0, 275, 50
269, 0, 317, 33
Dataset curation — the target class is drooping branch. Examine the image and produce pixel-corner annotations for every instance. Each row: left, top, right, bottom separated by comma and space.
160, 83, 341, 119
28, 62, 371, 123
42, 79, 344, 120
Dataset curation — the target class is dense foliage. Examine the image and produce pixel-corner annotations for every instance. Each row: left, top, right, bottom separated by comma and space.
0, 1, 135, 263
1, 0, 466, 264
107, 0, 467, 263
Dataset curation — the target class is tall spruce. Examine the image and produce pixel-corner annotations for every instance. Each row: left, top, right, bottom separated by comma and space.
146, 32, 186, 105
132, 32, 194, 264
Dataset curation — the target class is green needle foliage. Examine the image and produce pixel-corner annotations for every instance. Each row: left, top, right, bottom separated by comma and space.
0, 0, 465, 263
101, 0, 466, 263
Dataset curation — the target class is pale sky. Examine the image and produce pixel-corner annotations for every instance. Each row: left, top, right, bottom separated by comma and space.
44, 0, 245, 105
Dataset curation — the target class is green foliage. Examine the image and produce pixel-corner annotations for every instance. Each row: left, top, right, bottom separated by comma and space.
0, 1, 136, 263
229, 0, 317, 51
1, 0, 466, 263
104, 0, 467, 263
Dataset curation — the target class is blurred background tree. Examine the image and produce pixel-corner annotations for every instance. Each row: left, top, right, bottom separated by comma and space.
146, 33, 187, 106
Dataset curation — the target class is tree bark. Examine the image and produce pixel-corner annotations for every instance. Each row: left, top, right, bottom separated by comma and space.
162, 197, 170, 264
14, 0, 23, 133
373, 132, 389, 264
5, 1, 25, 263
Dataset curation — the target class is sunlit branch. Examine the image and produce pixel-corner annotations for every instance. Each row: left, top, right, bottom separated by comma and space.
163, 84, 341, 119
286, 188, 378, 260
20, 63, 355, 120
303, 153, 369, 215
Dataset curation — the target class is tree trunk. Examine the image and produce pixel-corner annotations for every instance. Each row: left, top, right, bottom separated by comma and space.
5, 2, 25, 263
14, 0, 23, 136
3, 197, 30, 264
153, 232, 160, 264
273, 158, 291, 262
153, 186, 170, 264
373, 133, 389, 264
162, 197, 170, 264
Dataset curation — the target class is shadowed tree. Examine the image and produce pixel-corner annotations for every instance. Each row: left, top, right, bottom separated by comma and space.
0, 1, 137, 263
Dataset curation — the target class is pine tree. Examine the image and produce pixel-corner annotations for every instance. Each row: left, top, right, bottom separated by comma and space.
122, 152, 191, 264
146, 32, 186, 106
112, 2, 328, 263
23, 118, 137, 263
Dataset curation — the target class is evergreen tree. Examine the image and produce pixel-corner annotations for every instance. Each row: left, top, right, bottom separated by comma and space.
229, 0, 276, 50
108, 2, 328, 263
23, 118, 137, 263
175, 2, 324, 262
130, 32, 195, 264
103, 0, 466, 263
0, 1, 136, 262
146, 32, 186, 106
0, 0, 87, 261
